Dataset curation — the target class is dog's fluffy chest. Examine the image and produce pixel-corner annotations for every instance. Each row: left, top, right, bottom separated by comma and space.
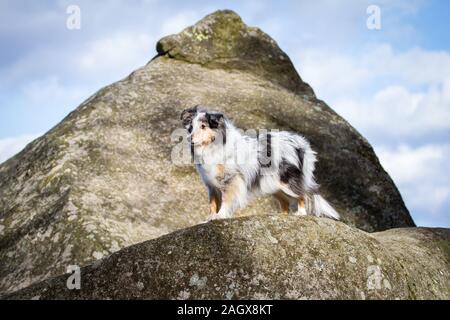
197, 163, 230, 188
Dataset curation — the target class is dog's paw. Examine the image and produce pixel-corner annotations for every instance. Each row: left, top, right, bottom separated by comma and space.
205, 212, 230, 222
204, 214, 216, 222
203, 214, 218, 223
292, 207, 307, 216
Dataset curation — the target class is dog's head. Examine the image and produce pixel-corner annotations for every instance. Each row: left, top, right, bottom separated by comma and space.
180, 106, 226, 147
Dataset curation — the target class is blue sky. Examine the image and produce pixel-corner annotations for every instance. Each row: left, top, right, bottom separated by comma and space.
0, 0, 449, 227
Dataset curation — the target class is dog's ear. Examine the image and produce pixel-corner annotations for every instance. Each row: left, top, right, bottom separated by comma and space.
180, 106, 198, 128
206, 112, 225, 129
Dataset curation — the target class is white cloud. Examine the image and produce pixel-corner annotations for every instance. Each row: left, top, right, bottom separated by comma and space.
78, 32, 155, 75
0, 134, 41, 164
298, 44, 450, 97
361, 44, 450, 86
298, 49, 372, 97
21, 76, 87, 109
160, 11, 200, 36
334, 82, 450, 137
295, 41, 450, 227
296, 44, 450, 138
377, 144, 450, 216
377, 144, 444, 185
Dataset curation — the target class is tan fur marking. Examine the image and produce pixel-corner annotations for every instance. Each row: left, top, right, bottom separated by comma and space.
216, 164, 225, 180
221, 176, 240, 206
274, 192, 290, 214
192, 125, 216, 147
298, 197, 305, 209
210, 194, 220, 214
202, 128, 215, 146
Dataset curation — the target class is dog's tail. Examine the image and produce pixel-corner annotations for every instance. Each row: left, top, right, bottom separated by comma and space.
305, 194, 340, 220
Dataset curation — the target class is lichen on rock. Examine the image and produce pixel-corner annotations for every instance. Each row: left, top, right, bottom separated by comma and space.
156, 10, 314, 94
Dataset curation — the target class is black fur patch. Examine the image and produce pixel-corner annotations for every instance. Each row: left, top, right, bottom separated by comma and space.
181, 106, 200, 161
296, 147, 304, 168
205, 112, 226, 144
205, 112, 223, 128
279, 150, 304, 195
249, 170, 261, 190
180, 105, 199, 131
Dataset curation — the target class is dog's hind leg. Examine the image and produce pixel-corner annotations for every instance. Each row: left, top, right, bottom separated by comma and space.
208, 187, 221, 215
295, 195, 307, 216
273, 192, 290, 214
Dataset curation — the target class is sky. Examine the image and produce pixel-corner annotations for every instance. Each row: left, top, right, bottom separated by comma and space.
0, 0, 449, 227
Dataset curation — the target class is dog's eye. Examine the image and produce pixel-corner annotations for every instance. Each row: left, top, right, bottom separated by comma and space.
201, 124, 206, 130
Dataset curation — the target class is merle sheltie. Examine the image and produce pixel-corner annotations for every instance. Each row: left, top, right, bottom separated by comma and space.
181, 105, 340, 221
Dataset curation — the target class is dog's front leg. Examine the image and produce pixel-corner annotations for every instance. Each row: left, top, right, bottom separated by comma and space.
209, 175, 246, 220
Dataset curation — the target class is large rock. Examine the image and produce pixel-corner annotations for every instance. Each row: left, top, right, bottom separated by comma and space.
0, 10, 414, 295
4, 216, 449, 300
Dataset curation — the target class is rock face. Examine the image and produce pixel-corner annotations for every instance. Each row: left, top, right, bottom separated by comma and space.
0, 10, 415, 295
156, 11, 314, 95
4, 216, 450, 300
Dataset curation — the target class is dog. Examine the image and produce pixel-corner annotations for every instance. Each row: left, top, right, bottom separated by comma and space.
180, 105, 340, 221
